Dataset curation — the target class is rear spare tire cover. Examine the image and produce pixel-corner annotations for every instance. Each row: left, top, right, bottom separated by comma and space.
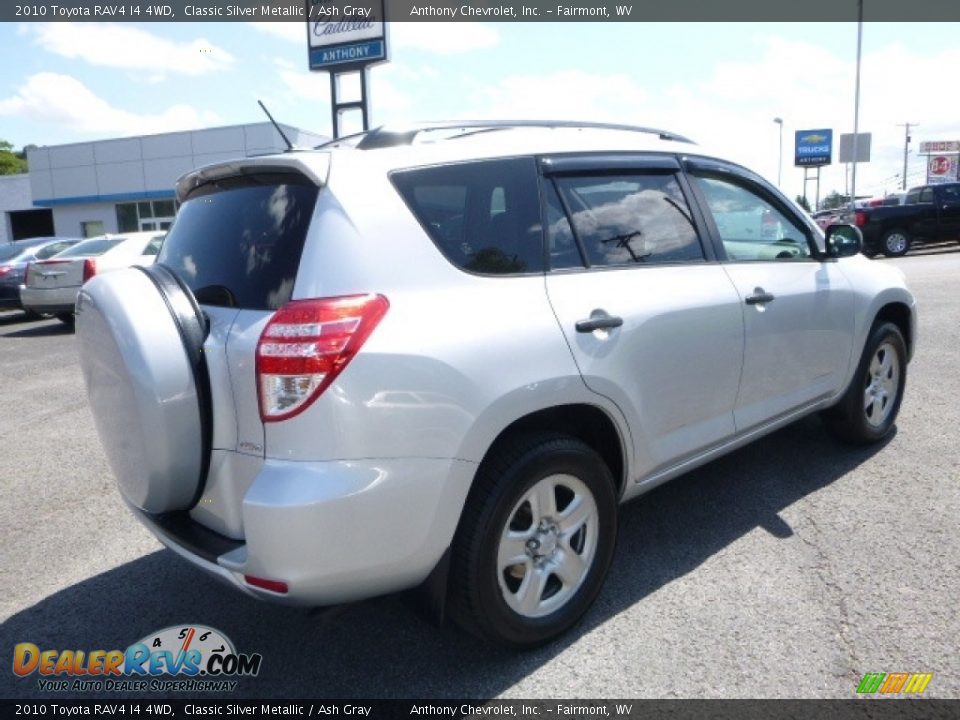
76, 265, 208, 514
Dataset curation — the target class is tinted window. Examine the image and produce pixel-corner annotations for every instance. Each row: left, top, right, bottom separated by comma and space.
942, 185, 960, 202
694, 174, 812, 261
57, 237, 124, 258
919, 188, 934, 203
552, 173, 704, 266
158, 175, 319, 310
36, 241, 76, 259
0, 245, 25, 262
391, 158, 543, 275
142, 236, 164, 256
543, 182, 583, 270
906, 189, 921, 204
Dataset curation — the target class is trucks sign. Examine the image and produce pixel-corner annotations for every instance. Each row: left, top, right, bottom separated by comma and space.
795, 129, 833, 167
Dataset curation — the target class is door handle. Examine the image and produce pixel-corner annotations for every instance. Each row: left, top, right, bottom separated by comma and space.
745, 289, 775, 305
576, 311, 623, 333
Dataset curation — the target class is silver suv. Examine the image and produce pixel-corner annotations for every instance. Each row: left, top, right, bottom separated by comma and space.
76, 121, 916, 648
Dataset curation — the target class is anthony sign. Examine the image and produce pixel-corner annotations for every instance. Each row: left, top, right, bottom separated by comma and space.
306, 2, 388, 71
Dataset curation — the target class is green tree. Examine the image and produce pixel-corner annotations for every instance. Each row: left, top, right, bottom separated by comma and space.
821, 190, 848, 211
795, 195, 811, 212
0, 140, 28, 175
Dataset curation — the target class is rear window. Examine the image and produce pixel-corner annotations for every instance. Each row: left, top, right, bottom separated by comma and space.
158, 174, 319, 310
56, 237, 124, 258
391, 157, 543, 275
0, 245, 26, 262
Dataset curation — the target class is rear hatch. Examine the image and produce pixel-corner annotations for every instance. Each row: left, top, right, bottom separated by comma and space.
155, 162, 324, 533
76, 156, 326, 539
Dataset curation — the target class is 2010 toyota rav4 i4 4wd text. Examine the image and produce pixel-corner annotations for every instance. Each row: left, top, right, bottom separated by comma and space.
77, 121, 916, 648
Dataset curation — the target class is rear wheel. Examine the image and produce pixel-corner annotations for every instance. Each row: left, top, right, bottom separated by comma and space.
822, 322, 907, 444
449, 434, 618, 648
881, 228, 911, 257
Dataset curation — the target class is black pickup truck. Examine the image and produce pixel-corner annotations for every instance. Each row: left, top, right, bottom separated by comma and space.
855, 182, 960, 256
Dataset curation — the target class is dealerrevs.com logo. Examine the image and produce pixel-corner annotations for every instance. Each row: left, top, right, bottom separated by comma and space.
13, 625, 262, 693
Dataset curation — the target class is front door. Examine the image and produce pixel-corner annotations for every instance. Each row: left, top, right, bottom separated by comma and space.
686, 162, 857, 431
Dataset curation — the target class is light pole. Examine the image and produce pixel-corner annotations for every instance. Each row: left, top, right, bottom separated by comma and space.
849, 0, 863, 215
773, 117, 784, 187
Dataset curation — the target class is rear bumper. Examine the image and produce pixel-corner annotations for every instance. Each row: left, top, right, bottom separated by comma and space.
131, 455, 477, 606
20, 285, 79, 313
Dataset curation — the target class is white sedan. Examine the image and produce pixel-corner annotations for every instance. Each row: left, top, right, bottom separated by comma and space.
21, 231, 164, 324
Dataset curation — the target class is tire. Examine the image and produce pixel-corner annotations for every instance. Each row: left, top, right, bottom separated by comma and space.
449, 434, 618, 648
56, 312, 75, 326
881, 228, 911, 257
822, 322, 907, 444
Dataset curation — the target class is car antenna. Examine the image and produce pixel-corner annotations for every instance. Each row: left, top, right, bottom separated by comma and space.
257, 99, 296, 151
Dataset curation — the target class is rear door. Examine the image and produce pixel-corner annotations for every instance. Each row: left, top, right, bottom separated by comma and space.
541, 155, 744, 480
685, 159, 856, 431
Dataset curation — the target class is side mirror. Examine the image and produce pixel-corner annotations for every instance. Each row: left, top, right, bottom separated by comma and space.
824, 224, 862, 258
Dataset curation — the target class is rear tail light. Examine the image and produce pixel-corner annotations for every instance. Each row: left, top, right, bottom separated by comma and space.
854, 212, 867, 227
0, 266, 11, 278
256, 294, 389, 422
82, 259, 97, 283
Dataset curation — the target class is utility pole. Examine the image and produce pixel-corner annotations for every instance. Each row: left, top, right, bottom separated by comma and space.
897, 122, 917, 190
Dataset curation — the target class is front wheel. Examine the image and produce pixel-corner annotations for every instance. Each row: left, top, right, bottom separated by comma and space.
449, 434, 618, 648
881, 229, 911, 257
822, 322, 907, 444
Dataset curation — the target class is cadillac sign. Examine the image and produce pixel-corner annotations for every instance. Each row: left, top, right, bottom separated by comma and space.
794, 128, 833, 167
306, 1, 388, 71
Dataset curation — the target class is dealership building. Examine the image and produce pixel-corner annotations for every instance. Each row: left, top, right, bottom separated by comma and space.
1, 122, 326, 245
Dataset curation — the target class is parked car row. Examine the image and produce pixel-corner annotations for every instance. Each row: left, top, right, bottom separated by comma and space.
854, 182, 960, 257
0, 236, 80, 315
0, 231, 164, 324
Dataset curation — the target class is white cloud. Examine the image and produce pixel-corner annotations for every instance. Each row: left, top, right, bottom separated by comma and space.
249, 22, 303, 44
0, 73, 222, 136
390, 22, 499, 54
250, 21, 500, 54
444, 35, 960, 204
469, 70, 649, 123
28, 23, 235, 76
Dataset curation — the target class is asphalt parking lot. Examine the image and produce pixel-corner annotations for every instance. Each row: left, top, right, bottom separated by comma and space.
1, 249, 958, 700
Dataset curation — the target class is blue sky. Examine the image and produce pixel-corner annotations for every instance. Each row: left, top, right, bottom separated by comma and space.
1, 21, 958, 204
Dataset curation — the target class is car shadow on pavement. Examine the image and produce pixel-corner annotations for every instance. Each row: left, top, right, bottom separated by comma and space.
2, 416, 891, 700
1, 321, 73, 338
0, 311, 36, 327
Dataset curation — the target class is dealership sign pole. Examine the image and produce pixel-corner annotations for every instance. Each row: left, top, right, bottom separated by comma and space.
795, 129, 833, 209
305, 1, 389, 139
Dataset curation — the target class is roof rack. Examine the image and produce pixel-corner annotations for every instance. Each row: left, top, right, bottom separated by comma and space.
317, 120, 694, 151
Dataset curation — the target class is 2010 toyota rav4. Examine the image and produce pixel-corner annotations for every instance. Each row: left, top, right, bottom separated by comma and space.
76, 121, 916, 648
